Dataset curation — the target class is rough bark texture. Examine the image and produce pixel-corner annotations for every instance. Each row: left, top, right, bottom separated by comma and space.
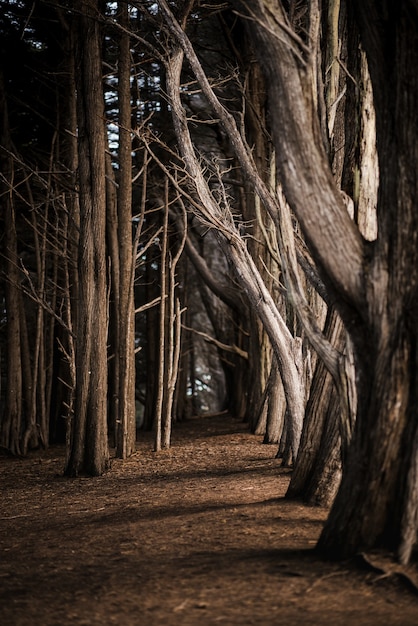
65, 0, 109, 476
318, 0, 418, 564
287, 308, 343, 504
240, 1, 367, 318
243, 0, 418, 562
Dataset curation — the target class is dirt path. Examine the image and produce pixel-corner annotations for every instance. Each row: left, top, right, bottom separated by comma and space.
1, 414, 417, 625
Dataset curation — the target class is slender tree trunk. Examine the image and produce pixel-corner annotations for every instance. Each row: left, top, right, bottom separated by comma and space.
161, 204, 186, 448
154, 181, 169, 452
22, 203, 48, 453
2, 189, 23, 455
106, 150, 120, 448
115, 0, 136, 458
0, 69, 22, 455
58, 27, 78, 455
143, 253, 159, 431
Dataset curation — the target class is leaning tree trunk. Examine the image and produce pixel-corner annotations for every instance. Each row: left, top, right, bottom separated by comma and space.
65, 0, 109, 476
319, 0, 418, 564
287, 307, 344, 504
242, 0, 418, 563
163, 37, 306, 460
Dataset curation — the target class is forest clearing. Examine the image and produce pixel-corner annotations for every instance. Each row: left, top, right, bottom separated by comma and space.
1, 413, 417, 626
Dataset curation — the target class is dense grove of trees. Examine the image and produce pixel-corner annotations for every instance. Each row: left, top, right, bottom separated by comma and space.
1, 0, 417, 564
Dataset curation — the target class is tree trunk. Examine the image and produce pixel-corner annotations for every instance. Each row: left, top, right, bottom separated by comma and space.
263, 359, 286, 445
115, 0, 136, 458
287, 308, 344, 504
318, 0, 418, 564
2, 190, 23, 455
154, 184, 168, 452
243, 0, 418, 563
163, 40, 306, 460
59, 28, 78, 453
0, 68, 22, 455
65, 0, 109, 476
106, 149, 120, 448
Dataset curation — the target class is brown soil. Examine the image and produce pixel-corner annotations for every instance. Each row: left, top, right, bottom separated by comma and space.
1, 414, 417, 625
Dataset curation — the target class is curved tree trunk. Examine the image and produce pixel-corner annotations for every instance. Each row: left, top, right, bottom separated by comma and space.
318, 0, 418, 564
243, 0, 418, 563
163, 37, 306, 461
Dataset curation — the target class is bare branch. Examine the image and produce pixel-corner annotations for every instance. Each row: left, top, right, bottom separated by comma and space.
182, 324, 248, 360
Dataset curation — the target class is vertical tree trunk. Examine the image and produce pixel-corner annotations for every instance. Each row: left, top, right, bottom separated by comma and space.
2, 190, 23, 455
263, 360, 286, 445
143, 253, 159, 431
161, 206, 186, 448
154, 183, 168, 452
65, 0, 109, 476
105, 149, 120, 448
115, 0, 136, 458
0, 68, 22, 455
22, 204, 48, 453
59, 27, 79, 454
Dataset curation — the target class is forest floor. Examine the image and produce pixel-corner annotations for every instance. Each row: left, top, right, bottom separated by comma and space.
1, 414, 418, 626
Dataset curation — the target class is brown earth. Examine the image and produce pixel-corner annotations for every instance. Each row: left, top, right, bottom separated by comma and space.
0, 413, 417, 626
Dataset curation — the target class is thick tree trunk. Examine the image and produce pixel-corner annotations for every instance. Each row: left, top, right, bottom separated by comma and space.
65, 0, 109, 476
319, 0, 418, 564
242, 0, 418, 562
319, 323, 418, 560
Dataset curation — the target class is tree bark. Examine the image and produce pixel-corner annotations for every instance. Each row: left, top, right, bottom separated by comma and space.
115, 0, 136, 458
65, 0, 109, 476
0, 68, 22, 455
287, 308, 343, 503
164, 43, 306, 460
243, 0, 418, 563
2, 184, 23, 455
